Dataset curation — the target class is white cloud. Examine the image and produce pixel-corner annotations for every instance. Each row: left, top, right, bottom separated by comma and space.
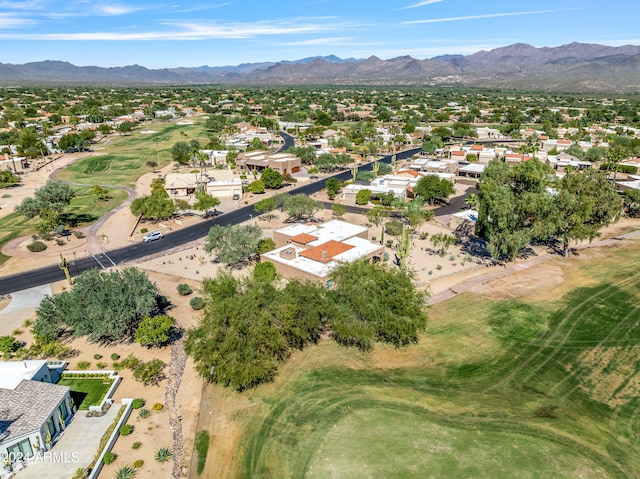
404, 8, 580, 25
0, 13, 36, 27
97, 4, 140, 16
0, 19, 356, 41
398, 0, 443, 10
282, 36, 354, 46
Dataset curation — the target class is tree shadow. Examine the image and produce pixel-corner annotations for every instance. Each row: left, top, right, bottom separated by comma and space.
61, 213, 98, 227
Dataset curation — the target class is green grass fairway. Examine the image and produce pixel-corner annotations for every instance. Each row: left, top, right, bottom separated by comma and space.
203, 242, 640, 479
57, 119, 211, 187
57, 377, 113, 410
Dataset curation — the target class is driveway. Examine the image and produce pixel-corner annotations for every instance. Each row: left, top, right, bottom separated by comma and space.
0, 284, 51, 332
16, 404, 120, 479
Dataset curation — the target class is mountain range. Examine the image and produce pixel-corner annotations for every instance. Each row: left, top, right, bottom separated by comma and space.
1, 43, 640, 92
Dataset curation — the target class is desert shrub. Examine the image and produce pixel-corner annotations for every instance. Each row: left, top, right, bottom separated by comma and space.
27, 241, 47, 252
0, 336, 19, 353
155, 448, 172, 463
119, 424, 134, 436
72, 467, 89, 479
189, 297, 205, 310
96, 362, 107, 369
93, 353, 102, 360
177, 283, 193, 296
140, 228, 148, 234
73, 230, 85, 239
102, 452, 116, 465
111, 353, 120, 361
115, 465, 136, 479
152, 403, 163, 411
132, 442, 141, 450
133, 359, 166, 386
138, 409, 151, 419
131, 398, 145, 409
77, 360, 91, 370
133, 460, 144, 468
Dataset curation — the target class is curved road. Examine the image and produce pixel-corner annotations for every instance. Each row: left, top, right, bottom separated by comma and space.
0, 146, 469, 294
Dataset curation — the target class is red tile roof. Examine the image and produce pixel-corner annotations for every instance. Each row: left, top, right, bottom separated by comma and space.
290, 233, 318, 244
299, 240, 354, 263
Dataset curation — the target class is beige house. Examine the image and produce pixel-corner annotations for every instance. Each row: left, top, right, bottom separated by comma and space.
164, 170, 243, 202
237, 152, 301, 175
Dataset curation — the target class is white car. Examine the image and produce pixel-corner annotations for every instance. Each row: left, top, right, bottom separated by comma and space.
142, 231, 164, 243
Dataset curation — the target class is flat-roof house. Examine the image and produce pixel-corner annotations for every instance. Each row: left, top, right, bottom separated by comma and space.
164, 173, 199, 198
237, 152, 301, 175
0, 361, 75, 475
263, 220, 384, 286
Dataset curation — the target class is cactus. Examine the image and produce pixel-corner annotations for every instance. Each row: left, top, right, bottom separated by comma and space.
58, 254, 72, 285
351, 160, 358, 183
396, 224, 411, 268
372, 161, 380, 177
391, 154, 398, 172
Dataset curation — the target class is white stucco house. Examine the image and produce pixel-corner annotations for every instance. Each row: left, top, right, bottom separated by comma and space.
0, 360, 75, 475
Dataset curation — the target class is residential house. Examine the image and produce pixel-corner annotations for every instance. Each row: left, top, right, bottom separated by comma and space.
237, 152, 301, 175
263, 220, 384, 286
0, 361, 74, 475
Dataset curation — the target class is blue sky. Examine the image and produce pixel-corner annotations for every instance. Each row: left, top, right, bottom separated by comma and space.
0, 0, 638, 68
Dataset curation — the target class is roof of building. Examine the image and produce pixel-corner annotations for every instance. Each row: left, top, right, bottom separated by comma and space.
0, 380, 69, 444
276, 220, 367, 245
299, 240, 355, 263
165, 173, 199, 189
290, 233, 319, 244
458, 163, 486, 173
0, 360, 48, 390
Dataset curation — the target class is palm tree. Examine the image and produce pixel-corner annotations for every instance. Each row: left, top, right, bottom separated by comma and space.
465, 193, 479, 209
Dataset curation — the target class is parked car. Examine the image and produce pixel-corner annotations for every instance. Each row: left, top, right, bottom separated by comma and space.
142, 231, 164, 242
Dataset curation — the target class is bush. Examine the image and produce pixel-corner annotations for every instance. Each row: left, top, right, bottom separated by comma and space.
155, 447, 172, 463
189, 297, 205, 311
140, 228, 148, 234
256, 237, 276, 254
73, 230, 85, 239
72, 467, 89, 479
195, 430, 210, 474
152, 403, 163, 411
132, 441, 141, 449
176, 283, 193, 296
355, 189, 372, 205
111, 353, 120, 361
119, 424, 134, 436
0, 335, 19, 353
131, 398, 145, 409
115, 465, 136, 479
93, 353, 102, 360
102, 451, 116, 465
77, 360, 91, 370
138, 409, 151, 419
96, 362, 107, 369
253, 262, 276, 282
27, 241, 47, 252
133, 460, 144, 468
133, 359, 166, 386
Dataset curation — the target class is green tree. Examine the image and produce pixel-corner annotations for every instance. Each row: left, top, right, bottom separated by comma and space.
130, 188, 176, 221
329, 260, 428, 350
413, 176, 454, 205
133, 359, 166, 385
171, 141, 192, 165
257, 237, 276, 254
430, 232, 457, 255
16, 179, 75, 234
331, 203, 346, 218
253, 262, 277, 282
135, 315, 176, 347
0, 170, 19, 188
325, 177, 341, 200
465, 193, 479, 209
254, 197, 277, 216
192, 192, 220, 215
117, 122, 133, 135
552, 169, 622, 257
204, 224, 262, 266
260, 168, 283, 189
146, 160, 158, 173
92, 184, 109, 200
33, 268, 160, 343
283, 194, 321, 221
249, 180, 265, 194
355, 189, 372, 205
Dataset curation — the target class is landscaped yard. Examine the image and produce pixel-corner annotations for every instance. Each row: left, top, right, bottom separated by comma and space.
199, 241, 640, 479
58, 376, 114, 410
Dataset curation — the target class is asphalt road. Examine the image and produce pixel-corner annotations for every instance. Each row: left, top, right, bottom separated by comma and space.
0, 145, 469, 295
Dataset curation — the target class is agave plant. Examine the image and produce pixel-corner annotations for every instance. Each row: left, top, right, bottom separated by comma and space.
138, 408, 151, 419
115, 465, 136, 479
155, 447, 172, 463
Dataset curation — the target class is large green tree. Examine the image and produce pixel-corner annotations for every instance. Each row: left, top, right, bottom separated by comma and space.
413, 175, 454, 205
130, 187, 176, 221
283, 194, 321, 221
16, 179, 75, 234
192, 192, 220, 215
205, 224, 262, 267
33, 268, 160, 343
260, 168, 283, 189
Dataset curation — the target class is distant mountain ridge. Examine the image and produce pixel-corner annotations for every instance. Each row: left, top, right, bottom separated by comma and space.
2, 43, 640, 92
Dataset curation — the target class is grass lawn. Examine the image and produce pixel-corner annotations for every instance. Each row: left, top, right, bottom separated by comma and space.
56, 119, 212, 187
201, 242, 640, 479
57, 377, 113, 410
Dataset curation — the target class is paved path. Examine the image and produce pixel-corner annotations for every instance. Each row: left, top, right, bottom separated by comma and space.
16, 405, 120, 479
0, 284, 51, 332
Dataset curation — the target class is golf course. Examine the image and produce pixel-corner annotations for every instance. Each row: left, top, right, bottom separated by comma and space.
197, 240, 640, 479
